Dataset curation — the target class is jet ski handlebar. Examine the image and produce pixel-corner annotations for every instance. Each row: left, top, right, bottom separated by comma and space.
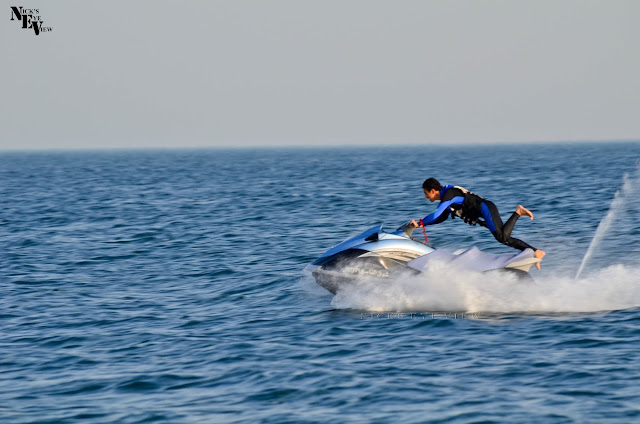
395, 221, 417, 237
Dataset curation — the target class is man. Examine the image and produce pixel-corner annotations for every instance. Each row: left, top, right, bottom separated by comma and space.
410, 178, 546, 270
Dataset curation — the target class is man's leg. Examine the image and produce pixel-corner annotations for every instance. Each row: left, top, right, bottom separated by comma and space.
480, 201, 536, 251
481, 201, 546, 269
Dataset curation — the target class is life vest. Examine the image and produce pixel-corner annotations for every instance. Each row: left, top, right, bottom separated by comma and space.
450, 186, 485, 226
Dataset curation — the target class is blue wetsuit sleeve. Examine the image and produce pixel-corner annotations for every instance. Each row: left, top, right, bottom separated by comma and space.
422, 196, 465, 225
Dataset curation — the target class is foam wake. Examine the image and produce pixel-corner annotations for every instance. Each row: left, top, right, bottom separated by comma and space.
330, 262, 640, 313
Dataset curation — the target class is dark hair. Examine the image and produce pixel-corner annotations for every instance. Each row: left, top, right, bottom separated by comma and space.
422, 178, 442, 192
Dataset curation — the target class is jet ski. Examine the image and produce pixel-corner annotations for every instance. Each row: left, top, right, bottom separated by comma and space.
304, 223, 541, 294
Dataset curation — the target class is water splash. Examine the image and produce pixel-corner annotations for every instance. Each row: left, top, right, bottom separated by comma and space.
330, 263, 640, 314
575, 163, 640, 279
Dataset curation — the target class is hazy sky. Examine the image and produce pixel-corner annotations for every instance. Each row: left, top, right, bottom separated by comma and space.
2, 0, 639, 150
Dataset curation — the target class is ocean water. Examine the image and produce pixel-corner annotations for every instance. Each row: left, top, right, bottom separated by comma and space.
2, 142, 640, 423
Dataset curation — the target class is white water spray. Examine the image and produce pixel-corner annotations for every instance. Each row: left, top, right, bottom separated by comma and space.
575, 164, 640, 279
329, 263, 640, 313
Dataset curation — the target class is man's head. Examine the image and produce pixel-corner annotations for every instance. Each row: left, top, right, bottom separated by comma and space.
422, 178, 442, 202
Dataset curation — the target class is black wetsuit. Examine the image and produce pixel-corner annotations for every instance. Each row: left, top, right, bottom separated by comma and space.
420, 185, 536, 251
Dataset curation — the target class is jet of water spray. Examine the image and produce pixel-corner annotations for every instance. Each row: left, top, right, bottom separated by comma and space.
575, 164, 640, 279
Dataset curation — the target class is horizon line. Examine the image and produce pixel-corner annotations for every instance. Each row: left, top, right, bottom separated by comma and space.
1, 138, 638, 154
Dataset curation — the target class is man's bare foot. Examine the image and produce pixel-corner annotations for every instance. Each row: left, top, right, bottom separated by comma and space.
516, 205, 534, 220
534, 249, 546, 271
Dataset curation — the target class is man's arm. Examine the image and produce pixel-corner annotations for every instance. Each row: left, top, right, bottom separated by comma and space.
412, 196, 465, 227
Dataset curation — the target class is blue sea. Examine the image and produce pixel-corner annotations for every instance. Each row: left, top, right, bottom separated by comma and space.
2, 142, 640, 423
